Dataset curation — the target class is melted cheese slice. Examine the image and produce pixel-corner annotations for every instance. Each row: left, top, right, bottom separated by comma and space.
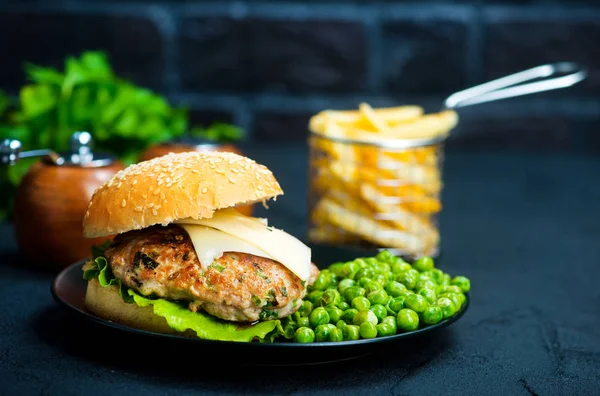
176, 209, 312, 282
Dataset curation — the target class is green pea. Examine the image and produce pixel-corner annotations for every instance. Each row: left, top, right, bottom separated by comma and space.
336, 320, 348, 330
343, 262, 360, 279
440, 293, 462, 311
440, 273, 451, 286
397, 309, 419, 332
354, 267, 374, 281
326, 307, 344, 323
391, 261, 412, 274
328, 262, 346, 277
382, 315, 398, 334
395, 269, 420, 290
343, 286, 366, 302
307, 290, 324, 305
338, 301, 350, 311
367, 290, 390, 306
451, 276, 471, 293
437, 285, 463, 295
364, 257, 378, 267
365, 281, 383, 294
370, 304, 388, 323
343, 324, 360, 341
342, 308, 359, 324
386, 296, 406, 315
359, 322, 378, 339
384, 281, 407, 297
455, 292, 466, 307
320, 289, 342, 306
358, 277, 373, 288
415, 280, 437, 291
376, 250, 394, 263
352, 310, 378, 326
421, 305, 443, 325
418, 288, 437, 304
298, 300, 313, 317
352, 296, 371, 311
309, 307, 330, 328
418, 271, 435, 282
437, 297, 457, 319
430, 268, 444, 283
373, 274, 388, 286
297, 316, 310, 328
404, 293, 430, 313
312, 272, 332, 291
376, 322, 396, 337
337, 278, 356, 294
315, 324, 336, 342
329, 327, 344, 342
372, 262, 390, 274
294, 327, 315, 343
412, 256, 435, 272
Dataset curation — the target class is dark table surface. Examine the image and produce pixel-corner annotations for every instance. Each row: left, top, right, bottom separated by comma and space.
1, 144, 599, 395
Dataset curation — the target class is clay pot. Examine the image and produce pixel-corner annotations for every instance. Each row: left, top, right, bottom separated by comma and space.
13, 159, 124, 271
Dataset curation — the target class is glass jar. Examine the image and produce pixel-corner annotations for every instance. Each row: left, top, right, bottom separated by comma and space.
307, 132, 446, 260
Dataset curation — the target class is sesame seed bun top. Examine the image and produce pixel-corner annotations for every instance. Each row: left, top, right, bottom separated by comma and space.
82, 151, 283, 238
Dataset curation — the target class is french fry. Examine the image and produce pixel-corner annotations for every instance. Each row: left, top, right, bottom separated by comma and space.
358, 102, 390, 132
309, 105, 424, 134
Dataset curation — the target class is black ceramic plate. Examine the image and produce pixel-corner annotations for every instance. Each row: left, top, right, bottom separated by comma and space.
51, 244, 468, 366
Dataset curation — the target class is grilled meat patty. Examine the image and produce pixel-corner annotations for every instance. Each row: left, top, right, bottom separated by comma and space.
105, 224, 317, 322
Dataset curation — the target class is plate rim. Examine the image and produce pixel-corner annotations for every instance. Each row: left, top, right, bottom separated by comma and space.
51, 258, 469, 349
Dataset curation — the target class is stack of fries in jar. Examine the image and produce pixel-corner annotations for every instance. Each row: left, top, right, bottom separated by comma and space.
307, 103, 458, 259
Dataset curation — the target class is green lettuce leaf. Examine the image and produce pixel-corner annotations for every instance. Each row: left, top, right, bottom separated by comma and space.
129, 291, 284, 343
83, 247, 284, 343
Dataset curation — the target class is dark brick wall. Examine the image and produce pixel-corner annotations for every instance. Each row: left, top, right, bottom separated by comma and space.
2, 1, 600, 152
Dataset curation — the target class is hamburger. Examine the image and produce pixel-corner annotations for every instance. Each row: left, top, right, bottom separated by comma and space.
81, 151, 318, 342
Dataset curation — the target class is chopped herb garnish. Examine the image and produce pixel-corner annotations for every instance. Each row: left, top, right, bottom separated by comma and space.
256, 270, 271, 284
266, 226, 274, 232
259, 309, 278, 320
264, 289, 278, 307
133, 252, 159, 270
252, 295, 262, 306
280, 286, 288, 297
210, 263, 226, 272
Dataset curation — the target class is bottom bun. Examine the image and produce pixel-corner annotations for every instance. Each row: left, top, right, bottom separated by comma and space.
84, 278, 197, 337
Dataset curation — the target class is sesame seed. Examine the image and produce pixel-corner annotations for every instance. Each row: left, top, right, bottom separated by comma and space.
201, 187, 208, 194
231, 168, 239, 174
132, 180, 138, 185
166, 183, 173, 188
154, 205, 161, 210
142, 194, 147, 199
160, 193, 165, 199
192, 170, 199, 174
257, 185, 263, 191
121, 199, 126, 207
152, 209, 158, 216
148, 203, 154, 208
135, 207, 143, 212
229, 177, 236, 184
117, 182, 122, 189
153, 189, 160, 195
216, 169, 225, 174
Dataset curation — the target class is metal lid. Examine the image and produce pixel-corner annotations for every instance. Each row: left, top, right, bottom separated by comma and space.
1, 131, 117, 168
